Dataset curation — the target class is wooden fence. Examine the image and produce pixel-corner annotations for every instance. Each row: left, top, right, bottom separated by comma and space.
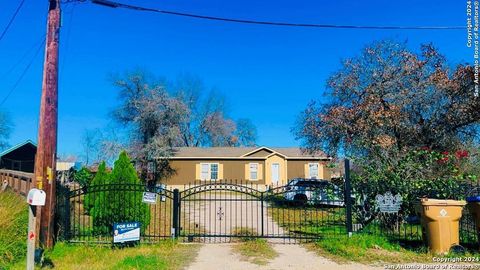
0, 169, 34, 196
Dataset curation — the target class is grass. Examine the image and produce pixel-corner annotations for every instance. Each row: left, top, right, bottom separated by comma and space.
10, 241, 199, 270
232, 239, 278, 265
0, 190, 28, 269
306, 233, 480, 265
268, 206, 346, 237
230, 227, 277, 265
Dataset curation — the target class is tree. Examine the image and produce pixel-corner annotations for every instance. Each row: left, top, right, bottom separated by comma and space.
110, 71, 258, 180
81, 128, 102, 166
91, 151, 150, 234
81, 127, 124, 166
74, 167, 92, 188
84, 161, 109, 213
295, 40, 479, 158
0, 109, 12, 151
234, 118, 257, 147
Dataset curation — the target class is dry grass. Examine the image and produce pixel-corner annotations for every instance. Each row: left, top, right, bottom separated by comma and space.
0, 190, 28, 269
11, 241, 199, 270
232, 239, 278, 265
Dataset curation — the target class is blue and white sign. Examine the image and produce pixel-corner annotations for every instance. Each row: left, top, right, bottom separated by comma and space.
113, 222, 140, 243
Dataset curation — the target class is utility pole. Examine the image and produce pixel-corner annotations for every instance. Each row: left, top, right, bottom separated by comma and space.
34, 0, 60, 249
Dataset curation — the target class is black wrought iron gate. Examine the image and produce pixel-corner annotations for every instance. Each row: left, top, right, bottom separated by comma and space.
57, 178, 351, 244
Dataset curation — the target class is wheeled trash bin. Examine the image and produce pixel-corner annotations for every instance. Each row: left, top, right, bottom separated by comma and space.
415, 198, 466, 254
467, 196, 480, 250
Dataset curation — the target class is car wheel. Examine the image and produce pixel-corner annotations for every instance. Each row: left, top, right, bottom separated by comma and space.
293, 194, 308, 206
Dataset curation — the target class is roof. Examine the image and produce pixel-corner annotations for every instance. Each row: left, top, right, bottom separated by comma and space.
168, 146, 328, 159
0, 140, 37, 157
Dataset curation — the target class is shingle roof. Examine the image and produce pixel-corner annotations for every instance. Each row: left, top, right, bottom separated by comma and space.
0, 140, 37, 157
170, 146, 327, 159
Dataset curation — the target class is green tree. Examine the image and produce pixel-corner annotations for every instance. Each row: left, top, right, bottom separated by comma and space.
74, 167, 93, 188
91, 151, 150, 235
84, 161, 109, 213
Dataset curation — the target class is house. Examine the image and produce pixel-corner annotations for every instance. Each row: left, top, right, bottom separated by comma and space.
0, 140, 82, 177
0, 140, 37, 173
163, 146, 331, 188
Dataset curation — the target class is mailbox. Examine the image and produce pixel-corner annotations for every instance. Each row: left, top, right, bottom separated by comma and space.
27, 189, 46, 206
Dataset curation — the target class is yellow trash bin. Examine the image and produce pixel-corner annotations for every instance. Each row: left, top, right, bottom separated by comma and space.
415, 198, 466, 254
467, 196, 480, 250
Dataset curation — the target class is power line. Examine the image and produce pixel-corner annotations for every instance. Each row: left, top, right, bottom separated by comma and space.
90, 0, 465, 30
1, 34, 46, 80
0, 0, 26, 42
0, 38, 46, 107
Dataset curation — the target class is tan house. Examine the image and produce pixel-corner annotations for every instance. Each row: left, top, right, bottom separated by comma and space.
163, 146, 331, 188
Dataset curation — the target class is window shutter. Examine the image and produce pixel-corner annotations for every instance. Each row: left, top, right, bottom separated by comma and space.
244, 163, 249, 180
258, 163, 263, 180
195, 163, 200, 180
218, 163, 224, 180
304, 163, 309, 178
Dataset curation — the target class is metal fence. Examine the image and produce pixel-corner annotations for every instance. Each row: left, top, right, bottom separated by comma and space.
57, 179, 348, 244
55, 171, 480, 250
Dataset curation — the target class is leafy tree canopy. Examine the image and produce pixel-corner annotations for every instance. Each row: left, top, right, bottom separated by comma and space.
295, 40, 479, 158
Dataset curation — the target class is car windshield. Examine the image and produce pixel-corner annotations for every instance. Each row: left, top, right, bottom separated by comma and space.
294, 181, 329, 188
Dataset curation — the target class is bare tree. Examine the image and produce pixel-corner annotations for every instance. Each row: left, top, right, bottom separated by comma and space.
81, 128, 102, 166
0, 109, 12, 151
235, 118, 257, 147
81, 126, 126, 166
173, 73, 256, 147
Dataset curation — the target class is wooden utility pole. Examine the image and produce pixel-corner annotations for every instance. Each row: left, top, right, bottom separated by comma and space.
34, 0, 61, 249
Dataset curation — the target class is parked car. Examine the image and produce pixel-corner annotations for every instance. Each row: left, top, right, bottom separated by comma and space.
283, 178, 344, 207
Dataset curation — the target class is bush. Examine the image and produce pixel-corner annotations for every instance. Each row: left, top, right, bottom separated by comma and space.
84, 161, 109, 213
352, 149, 477, 227
91, 151, 150, 235
74, 167, 93, 188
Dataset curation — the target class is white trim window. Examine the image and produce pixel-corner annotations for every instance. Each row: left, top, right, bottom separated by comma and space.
308, 163, 319, 179
249, 163, 258, 180
200, 163, 219, 181
210, 163, 218, 180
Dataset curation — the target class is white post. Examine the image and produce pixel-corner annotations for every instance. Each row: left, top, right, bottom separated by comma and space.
26, 188, 46, 270
26, 205, 37, 270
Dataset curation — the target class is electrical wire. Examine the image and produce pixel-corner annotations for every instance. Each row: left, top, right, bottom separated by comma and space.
90, 0, 465, 30
0, 38, 46, 107
1, 34, 46, 80
0, 0, 26, 42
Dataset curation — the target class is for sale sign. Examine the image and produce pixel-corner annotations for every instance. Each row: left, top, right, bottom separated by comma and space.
113, 222, 140, 243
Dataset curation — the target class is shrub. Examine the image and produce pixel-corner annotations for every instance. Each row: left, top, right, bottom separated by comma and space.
74, 167, 93, 188
91, 151, 150, 235
352, 149, 477, 227
84, 161, 109, 213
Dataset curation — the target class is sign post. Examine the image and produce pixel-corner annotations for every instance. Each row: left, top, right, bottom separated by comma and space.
26, 188, 46, 270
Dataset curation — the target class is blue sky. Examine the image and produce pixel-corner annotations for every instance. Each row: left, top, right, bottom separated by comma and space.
0, 0, 471, 158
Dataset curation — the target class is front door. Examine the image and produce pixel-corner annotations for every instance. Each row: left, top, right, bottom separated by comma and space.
271, 163, 280, 185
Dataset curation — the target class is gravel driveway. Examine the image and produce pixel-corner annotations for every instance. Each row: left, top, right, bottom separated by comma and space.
187, 243, 383, 270
180, 193, 286, 242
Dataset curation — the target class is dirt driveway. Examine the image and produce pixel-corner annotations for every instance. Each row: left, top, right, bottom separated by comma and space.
181, 193, 286, 242
187, 243, 383, 270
